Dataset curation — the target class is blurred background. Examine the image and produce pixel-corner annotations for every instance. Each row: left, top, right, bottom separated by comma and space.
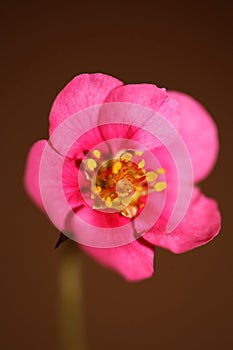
1, 1, 232, 349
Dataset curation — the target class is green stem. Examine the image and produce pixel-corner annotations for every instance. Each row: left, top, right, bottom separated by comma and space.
59, 244, 86, 350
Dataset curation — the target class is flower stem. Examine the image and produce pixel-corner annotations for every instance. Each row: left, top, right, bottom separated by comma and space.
59, 243, 86, 350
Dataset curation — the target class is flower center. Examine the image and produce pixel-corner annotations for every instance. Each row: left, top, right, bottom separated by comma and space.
82, 150, 167, 218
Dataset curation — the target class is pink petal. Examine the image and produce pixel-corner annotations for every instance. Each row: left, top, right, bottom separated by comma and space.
81, 238, 155, 281
105, 83, 180, 129
168, 91, 219, 182
144, 187, 221, 253
38, 141, 136, 247
24, 140, 47, 210
49, 73, 123, 134
151, 146, 179, 221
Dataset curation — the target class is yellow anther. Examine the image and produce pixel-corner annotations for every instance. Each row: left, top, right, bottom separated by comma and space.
138, 159, 145, 169
154, 181, 167, 192
87, 158, 97, 171
135, 150, 143, 156
146, 171, 158, 182
96, 186, 102, 193
156, 168, 166, 174
106, 196, 112, 208
134, 185, 143, 191
120, 152, 133, 162
112, 161, 122, 174
131, 191, 139, 202
134, 174, 144, 179
93, 149, 101, 159
85, 148, 167, 216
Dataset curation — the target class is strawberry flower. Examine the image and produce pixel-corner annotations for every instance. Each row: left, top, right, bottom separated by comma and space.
24, 73, 221, 281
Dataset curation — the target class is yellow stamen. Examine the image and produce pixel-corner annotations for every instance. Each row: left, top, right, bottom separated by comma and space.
134, 150, 143, 156
96, 186, 102, 193
138, 159, 145, 169
131, 190, 142, 203
120, 152, 133, 162
146, 171, 158, 182
106, 196, 112, 208
87, 158, 97, 171
93, 149, 101, 159
112, 161, 122, 174
84, 149, 167, 218
154, 181, 167, 192
156, 168, 166, 174
134, 185, 143, 191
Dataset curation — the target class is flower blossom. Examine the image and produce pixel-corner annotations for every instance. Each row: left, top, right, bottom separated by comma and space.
24, 73, 221, 281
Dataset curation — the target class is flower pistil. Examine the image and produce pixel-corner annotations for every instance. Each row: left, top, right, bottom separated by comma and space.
82, 150, 167, 218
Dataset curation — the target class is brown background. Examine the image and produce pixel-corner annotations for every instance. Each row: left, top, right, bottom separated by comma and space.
1, 1, 232, 349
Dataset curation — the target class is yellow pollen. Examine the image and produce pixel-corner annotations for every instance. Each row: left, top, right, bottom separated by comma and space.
93, 149, 101, 159
112, 161, 122, 174
134, 185, 143, 191
135, 150, 143, 156
131, 190, 141, 202
87, 158, 97, 171
156, 168, 166, 174
120, 152, 133, 162
96, 186, 102, 193
146, 171, 158, 182
84, 150, 166, 218
154, 181, 167, 192
138, 159, 145, 169
106, 198, 112, 208
134, 174, 143, 179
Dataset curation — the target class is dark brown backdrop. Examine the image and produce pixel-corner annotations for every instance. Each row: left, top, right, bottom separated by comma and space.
1, 1, 232, 349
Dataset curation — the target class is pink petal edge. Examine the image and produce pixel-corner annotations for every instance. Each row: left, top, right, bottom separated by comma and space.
105, 83, 180, 130
168, 91, 219, 183
144, 187, 221, 253
24, 140, 47, 211
49, 73, 123, 134
81, 238, 155, 281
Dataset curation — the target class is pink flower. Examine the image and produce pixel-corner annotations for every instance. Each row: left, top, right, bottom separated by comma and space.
24, 73, 221, 281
